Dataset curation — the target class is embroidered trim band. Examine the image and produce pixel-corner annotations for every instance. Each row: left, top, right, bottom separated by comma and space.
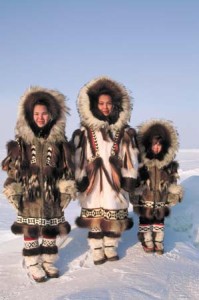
17, 216, 66, 226
24, 239, 39, 249
152, 224, 164, 232
138, 225, 151, 233
134, 201, 168, 209
81, 208, 128, 220
42, 238, 56, 247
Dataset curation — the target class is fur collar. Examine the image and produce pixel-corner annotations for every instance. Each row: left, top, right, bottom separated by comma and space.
77, 76, 132, 132
137, 119, 179, 168
15, 86, 68, 144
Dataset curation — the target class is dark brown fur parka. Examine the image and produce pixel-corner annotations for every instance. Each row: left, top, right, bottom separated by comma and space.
1, 86, 76, 238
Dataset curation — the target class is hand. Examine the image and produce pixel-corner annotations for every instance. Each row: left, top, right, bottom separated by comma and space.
167, 193, 180, 206
8, 195, 21, 210
129, 193, 140, 205
60, 194, 71, 211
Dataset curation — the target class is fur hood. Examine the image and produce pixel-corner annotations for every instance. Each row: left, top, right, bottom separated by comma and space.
137, 119, 179, 168
15, 86, 68, 144
77, 76, 133, 131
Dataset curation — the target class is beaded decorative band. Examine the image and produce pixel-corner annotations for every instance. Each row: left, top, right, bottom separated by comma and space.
81, 208, 128, 220
17, 216, 66, 226
152, 224, 164, 232
42, 238, 57, 247
24, 239, 39, 249
134, 201, 168, 209
138, 225, 151, 233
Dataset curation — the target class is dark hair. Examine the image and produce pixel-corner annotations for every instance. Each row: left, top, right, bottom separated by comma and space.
151, 135, 164, 146
89, 90, 122, 124
33, 98, 50, 112
145, 135, 165, 160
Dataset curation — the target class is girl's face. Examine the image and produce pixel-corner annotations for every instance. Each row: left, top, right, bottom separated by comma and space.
152, 143, 162, 154
97, 94, 113, 116
33, 104, 50, 128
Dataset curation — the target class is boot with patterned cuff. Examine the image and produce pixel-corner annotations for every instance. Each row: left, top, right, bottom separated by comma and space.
23, 238, 47, 282
138, 225, 154, 253
153, 224, 164, 255
41, 237, 59, 278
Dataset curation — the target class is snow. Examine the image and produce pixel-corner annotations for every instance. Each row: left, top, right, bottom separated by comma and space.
1, 149, 199, 300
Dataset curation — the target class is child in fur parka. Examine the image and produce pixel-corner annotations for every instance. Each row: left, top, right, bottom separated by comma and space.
72, 76, 139, 265
130, 119, 183, 254
1, 87, 76, 282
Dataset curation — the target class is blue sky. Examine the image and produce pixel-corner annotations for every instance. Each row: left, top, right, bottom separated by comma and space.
0, 0, 198, 148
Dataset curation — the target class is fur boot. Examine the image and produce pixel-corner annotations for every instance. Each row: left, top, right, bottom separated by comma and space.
103, 236, 120, 261
153, 224, 164, 255
24, 255, 47, 282
88, 238, 106, 265
138, 225, 154, 253
42, 254, 59, 278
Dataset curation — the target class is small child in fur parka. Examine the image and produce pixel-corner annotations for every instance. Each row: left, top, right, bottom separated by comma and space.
130, 119, 183, 254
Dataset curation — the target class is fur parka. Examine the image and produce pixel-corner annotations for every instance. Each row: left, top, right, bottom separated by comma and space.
1, 86, 76, 238
72, 76, 139, 235
131, 119, 183, 220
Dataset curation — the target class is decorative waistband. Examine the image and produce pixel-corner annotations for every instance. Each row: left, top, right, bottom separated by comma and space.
134, 201, 167, 209
17, 215, 66, 226
81, 208, 128, 220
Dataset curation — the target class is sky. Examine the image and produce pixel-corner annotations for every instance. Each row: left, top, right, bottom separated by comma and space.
0, 149, 199, 299
0, 0, 198, 149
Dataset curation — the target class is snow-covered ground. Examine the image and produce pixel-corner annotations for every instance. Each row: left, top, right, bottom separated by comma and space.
0, 149, 199, 300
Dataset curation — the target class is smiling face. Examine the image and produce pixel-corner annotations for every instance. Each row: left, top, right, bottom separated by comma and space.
33, 104, 51, 128
151, 142, 163, 155
97, 94, 113, 116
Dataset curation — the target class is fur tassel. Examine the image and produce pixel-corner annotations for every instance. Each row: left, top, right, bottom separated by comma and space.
86, 157, 103, 194
109, 156, 122, 192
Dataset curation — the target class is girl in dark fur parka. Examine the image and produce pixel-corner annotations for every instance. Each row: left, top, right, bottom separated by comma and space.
1, 86, 76, 282
131, 119, 183, 254
72, 76, 139, 265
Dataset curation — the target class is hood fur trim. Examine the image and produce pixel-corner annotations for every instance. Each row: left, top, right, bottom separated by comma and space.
77, 76, 132, 131
15, 86, 68, 144
137, 119, 179, 168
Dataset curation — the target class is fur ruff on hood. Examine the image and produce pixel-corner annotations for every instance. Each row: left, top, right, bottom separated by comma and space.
15, 86, 69, 144
137, 119, 179, 168
77, 76, 133, 131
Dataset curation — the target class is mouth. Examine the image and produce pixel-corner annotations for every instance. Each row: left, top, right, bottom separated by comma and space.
37, 122, 45, 126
